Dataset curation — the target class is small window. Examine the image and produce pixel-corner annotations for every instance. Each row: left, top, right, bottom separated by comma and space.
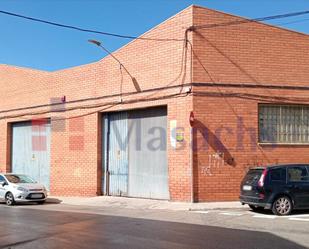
259, 105, 309, 144
0, 175, 6, 182
270, 168, 285, 181
288, 167, 309, 182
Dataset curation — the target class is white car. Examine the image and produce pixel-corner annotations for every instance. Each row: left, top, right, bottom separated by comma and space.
0, 173, 48, 206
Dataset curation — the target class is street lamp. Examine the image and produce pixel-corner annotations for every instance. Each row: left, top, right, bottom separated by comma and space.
88, 39, 141, 92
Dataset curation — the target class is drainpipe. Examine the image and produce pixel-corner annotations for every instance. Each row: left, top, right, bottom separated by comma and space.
186, 26, 195, 203
190, 126, 194, 203
189, 111, 195, 203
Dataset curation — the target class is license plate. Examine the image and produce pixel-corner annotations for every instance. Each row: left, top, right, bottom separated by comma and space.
31, 194, 43, 198
243, 185, 252, 191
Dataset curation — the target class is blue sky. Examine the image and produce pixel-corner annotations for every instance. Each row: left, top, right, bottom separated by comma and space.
0, 0, 309, 71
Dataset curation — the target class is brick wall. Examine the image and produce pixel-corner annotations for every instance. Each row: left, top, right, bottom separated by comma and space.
1, 5, 309, 202
191, 6, 309, 201
0, 6, 194, 200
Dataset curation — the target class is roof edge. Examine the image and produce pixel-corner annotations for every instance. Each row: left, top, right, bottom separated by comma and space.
191, 5, 309, 38
55, 4, 194, 73
0, 63, 49, 73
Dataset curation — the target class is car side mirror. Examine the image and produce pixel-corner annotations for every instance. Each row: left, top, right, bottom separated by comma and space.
0, 181, 7, 187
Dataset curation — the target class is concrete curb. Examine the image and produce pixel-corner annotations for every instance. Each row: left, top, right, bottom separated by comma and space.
47, 196, 247, 211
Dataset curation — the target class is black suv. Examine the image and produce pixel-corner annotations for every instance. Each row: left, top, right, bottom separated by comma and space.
240, 164, 309, 215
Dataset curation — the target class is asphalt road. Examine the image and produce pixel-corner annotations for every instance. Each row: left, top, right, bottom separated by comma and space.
0, 204, 308, 249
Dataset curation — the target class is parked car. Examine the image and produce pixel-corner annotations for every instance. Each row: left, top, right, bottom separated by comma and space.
240, 164, 309, 216
0, 173, 47, 206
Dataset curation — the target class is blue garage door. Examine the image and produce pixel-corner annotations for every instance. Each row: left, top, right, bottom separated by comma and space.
103, 112, 129, 196
11, 121, 51, 190
102, 106, 169, 199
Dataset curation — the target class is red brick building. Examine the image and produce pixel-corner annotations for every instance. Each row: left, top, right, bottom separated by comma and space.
1, 5, 309, 201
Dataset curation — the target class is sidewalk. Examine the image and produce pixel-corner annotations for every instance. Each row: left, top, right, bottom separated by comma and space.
48, 196, 246, 211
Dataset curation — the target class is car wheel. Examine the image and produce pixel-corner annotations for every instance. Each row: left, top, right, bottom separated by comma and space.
5, 192, 15, 206
272, 196, 292, 216
249, 205, 264, 211
37, 201, 45, 205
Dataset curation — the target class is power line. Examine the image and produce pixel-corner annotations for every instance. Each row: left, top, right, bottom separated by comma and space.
0, 91, 189, 120
1, 9, 309, 43
276, 18, 309, 27
0, 83, 191, 115
192, 10, 309, 30
0, 10, 183, 42
0, 33, 189, 116
1, 8, 308, 119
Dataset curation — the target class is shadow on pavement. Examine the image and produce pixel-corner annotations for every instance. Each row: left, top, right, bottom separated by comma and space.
248, 208, 309, 216
0, 207, 307, 249
45, 197, 62, 204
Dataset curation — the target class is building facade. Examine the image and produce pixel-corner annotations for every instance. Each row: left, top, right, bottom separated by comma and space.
1, 5, 309, 201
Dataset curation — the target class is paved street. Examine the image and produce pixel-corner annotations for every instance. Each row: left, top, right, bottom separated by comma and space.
0, 201, 309, 249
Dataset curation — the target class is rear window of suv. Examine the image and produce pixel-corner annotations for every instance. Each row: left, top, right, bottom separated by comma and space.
243, 169, 263, 184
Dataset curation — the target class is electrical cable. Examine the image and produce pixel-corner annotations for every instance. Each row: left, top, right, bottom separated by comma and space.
275, 18, 309, 27
190, 42, 240, 117
1, 9, 309, 119
0, 91, 189, 120
0, 10, 183, 42
128, 31, 190, 100
191, 46, 309, 107
193, 31, 274, 100
193, 10, 309, 30
1, 9, 308, 99
0, 82, 192, 115
0, 31, 190, 119
0, 33, 188, 99
192, 91, 309, 103
0, 9, 308, 42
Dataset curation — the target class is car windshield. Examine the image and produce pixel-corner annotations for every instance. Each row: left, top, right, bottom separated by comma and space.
5, 174, 36, 184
